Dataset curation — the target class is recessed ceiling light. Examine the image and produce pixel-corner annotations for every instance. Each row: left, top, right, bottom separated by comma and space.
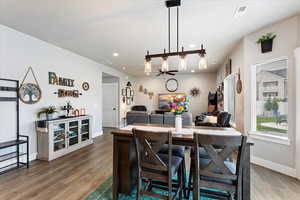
189, 44, 196, 48
113, 52, 119, 57
122, 66, 126, 70
191, 69, 195, 73
234, 5, 247, 17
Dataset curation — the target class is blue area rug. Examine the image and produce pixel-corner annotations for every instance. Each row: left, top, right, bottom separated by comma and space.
85, 176, 228, 200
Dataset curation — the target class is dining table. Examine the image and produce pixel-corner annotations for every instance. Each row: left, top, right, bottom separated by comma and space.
111, 123, 251, 200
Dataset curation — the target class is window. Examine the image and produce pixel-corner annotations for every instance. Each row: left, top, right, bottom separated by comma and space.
252, 59, 288, 138
224, 74, 236, 124
263, 81, 278, 87
263, 92, 278, 97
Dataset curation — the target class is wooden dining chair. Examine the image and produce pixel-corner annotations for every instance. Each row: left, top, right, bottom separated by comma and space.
192, 133, 247, 200
132, 128, 184, 200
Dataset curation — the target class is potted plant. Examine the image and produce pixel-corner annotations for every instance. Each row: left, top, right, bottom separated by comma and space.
256, 32, 276, 53
37, 106, 58, 120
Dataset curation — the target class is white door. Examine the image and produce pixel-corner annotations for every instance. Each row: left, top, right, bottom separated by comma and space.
103, 83, 118, 127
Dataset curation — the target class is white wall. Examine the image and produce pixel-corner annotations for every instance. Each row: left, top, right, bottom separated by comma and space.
217, 15, 299, 175
294, 47, 300, 179
133, 73, 217, 119
0, 24, 132, 159
244, 16, 298, 169
216, 40, 245, 133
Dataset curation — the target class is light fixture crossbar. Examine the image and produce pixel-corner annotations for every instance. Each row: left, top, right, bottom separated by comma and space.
145, 48, 206, 59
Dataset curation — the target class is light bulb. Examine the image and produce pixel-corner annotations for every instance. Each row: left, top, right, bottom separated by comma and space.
179, 55, 187, 71
144, 59, 152, 74
161, 57, 169, 72
198, 56, 207, 69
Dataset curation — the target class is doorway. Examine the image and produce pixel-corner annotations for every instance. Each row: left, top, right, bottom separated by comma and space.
102, 72, 119, 128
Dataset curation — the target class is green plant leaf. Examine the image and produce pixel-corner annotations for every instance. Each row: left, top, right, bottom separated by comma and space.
257, 32, 276, 44
37, 106, 57, 118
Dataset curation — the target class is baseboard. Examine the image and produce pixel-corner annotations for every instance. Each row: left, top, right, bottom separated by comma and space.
251, 156, 296, 178
93, 130, 103, 138
0, 152, 37, 169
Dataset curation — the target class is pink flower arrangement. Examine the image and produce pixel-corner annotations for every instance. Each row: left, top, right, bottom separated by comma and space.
170, 96, 190, 115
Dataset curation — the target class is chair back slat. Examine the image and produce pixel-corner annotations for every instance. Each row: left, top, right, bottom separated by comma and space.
196, 134, 242, 146
133, 128, 172, 172
194, 133, 247, 182
202, 144, 235, 175
133, 128, 180, 200
200, 171, 237, 180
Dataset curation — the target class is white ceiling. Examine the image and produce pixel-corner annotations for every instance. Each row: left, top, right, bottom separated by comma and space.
1, 0, 300, 76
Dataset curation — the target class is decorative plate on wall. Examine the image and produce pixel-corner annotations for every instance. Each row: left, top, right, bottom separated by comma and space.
165, 78, 178, 92
82, 82, 90, 91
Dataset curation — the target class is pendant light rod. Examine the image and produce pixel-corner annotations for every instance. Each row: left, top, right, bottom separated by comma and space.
177, 6, 179, 52
167, 4, 179, 53
168, 7, 171, 53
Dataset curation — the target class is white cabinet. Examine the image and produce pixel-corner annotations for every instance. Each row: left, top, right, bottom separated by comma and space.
36, 116, 93, 161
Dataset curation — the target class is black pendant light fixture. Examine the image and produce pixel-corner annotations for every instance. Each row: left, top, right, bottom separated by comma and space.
144, 0, 207, 75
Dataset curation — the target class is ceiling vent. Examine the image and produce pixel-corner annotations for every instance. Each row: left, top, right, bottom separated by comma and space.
234, 5, 247, 17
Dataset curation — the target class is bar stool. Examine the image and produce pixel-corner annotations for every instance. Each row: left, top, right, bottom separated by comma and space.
192, 133, 247, 200
133, 128, 185, 200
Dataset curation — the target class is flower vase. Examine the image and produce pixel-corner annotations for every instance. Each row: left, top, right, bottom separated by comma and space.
47, 114, 54, 120
175, 115, 182, 133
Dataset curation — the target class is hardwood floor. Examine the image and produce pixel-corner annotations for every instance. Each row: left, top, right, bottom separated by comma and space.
0, 133, 299, 200
251, 164, 300, 200
0, 135, 113, 200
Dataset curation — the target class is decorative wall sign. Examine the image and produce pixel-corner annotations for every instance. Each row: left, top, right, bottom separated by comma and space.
143, 88, 148, 94
121, 81, 134, 105
54, 89, 82, 98
217, 82, 224, 111
49, 72, 74, 87
19, 67, 42, 104
190, 88, 200, 97
165, 78, 178, 92
148, 92, 154, 99
225, 59, 232, 77
82, 82, 90, 91
139, 85, 144, 92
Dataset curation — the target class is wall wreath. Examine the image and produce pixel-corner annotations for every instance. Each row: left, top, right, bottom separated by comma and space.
190, 87, 200, 97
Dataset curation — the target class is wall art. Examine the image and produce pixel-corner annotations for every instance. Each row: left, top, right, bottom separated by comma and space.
121, 81, 134, 105
54, 89, 82, 98
225, 59, 232, 77
49, 72, 74, 87
82, 82, 90, 91
190, 88, 200, 97
139, 85, 144, 92
148, 92, 154, 99
19, 66, 42, 104
165, 78, 178, 92
144, 88, 148, 94
236, 69, 242, 94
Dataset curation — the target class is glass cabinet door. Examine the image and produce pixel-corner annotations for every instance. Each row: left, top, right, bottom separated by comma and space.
53, 123, 66, 152
81, 119, 90, 142
68, 121, 79, 147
